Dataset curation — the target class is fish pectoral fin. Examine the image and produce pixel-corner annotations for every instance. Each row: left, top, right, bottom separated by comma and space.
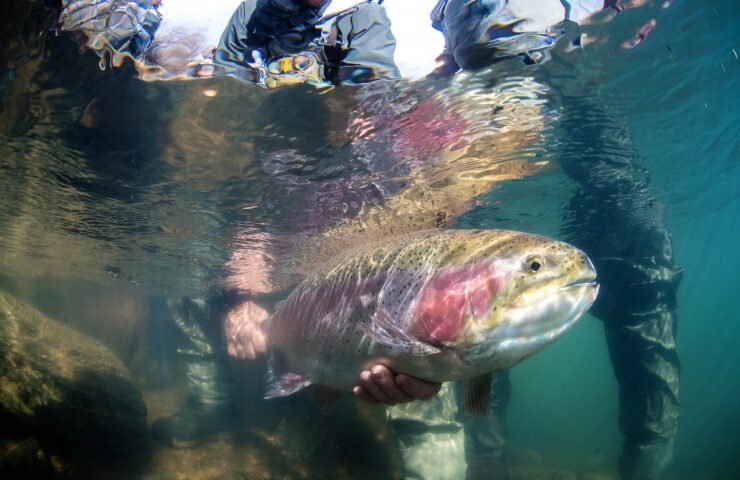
265, 352, 311, 398
265, 372, 312, 399
460, 372, 493, 417
359, 308, 441, 356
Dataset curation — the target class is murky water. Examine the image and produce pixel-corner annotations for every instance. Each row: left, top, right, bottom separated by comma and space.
1, 1, 738, 479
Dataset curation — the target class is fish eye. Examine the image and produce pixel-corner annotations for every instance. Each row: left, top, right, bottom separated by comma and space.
526, 256, 543, 273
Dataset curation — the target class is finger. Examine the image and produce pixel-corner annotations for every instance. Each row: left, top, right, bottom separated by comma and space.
352, 385, 379, 404
395, 374, 442, 401
252, 328, 268, 357
232, 331, 247, 359
371, 365, 412, 404
234, 342, 247, 360
360, 370, 393, 404
230, 328, 244, 359
236, 328, 251, 359
244, 340, 256, 360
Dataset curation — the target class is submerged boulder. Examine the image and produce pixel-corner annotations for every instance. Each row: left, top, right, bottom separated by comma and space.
0, 289, 147, 456
0, 436, 48, 480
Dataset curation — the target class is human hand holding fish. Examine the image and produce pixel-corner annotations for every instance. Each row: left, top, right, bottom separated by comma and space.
226, 300, 441, 404
353, 365, 442, 405
225, 300, 269, 360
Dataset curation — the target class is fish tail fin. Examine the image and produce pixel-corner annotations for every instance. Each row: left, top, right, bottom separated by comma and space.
264, 352, 311, 399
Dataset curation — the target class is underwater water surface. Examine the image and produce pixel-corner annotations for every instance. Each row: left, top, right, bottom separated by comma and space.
0, 1, 738, 479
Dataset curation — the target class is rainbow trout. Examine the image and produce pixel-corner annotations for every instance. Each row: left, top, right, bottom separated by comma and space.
265, 229, 598, 411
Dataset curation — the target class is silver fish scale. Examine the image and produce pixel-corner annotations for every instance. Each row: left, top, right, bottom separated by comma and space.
374, 234, 452, 332
269, 231, 461, 386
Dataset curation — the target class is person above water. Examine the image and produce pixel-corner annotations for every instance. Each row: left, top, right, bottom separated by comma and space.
386, 2, 680, 480
134, 0, 442, 449
212, 0, 400, 88
58, 0, 401, 87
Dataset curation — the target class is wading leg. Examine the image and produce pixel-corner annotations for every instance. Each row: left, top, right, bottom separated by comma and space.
593, 228, 681, 480
558, 92, 682, 480
460, 371, 511, 480
389, 384, 466, 480
150, 295, 237, 448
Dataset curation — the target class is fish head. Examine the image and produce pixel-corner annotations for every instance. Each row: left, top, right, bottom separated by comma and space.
410, 230, 598, 369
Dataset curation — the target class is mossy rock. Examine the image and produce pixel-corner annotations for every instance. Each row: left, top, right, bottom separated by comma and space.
0, 289, 147, 456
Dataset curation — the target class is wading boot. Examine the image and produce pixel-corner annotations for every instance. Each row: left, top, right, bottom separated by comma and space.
619, 438, 674, 480
151, 400, 237, 448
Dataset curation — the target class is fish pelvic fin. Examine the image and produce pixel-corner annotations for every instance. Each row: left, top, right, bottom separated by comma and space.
360, 308, 441, 356
265, 352, 312, 399
265, 372, 312, 399
460, 372, 493, 417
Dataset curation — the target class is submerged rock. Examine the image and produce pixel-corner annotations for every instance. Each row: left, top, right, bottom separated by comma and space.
0, 436, 48, 480
0, 289, 147, 456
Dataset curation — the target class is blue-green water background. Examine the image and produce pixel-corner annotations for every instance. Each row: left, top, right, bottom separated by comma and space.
473, 2, 739, 478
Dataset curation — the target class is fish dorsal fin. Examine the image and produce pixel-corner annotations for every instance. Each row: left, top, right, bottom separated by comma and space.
265, 352, 312, 399
359, 307, 441, 356
460, 372, 493, 416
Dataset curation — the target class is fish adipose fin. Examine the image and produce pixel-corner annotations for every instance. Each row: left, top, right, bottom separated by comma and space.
460, 372, 493, 416
265, 352, 312, 399
360, 308, 441, 356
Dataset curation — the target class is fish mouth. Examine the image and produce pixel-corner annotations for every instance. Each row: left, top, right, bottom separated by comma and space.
559, 276, 599, 292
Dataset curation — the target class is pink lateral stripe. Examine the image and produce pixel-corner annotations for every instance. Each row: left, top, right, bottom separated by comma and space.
411, 261, 507, 344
